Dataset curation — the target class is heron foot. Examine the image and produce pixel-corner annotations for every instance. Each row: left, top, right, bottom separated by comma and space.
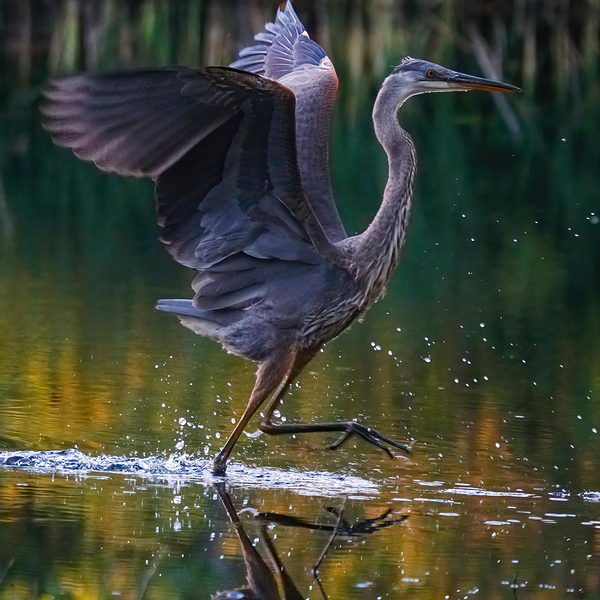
212, 454, 228, 476
329, 422, 412, 458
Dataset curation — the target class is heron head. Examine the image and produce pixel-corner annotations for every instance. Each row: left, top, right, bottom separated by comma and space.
390, 57, 520, 99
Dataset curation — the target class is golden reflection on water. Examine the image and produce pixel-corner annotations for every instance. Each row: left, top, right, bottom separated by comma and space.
1, 465, 599, 599
1, 253, 599, 482
1, 253, 600, 597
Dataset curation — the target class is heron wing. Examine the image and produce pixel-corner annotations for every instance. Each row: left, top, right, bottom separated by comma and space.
41, 67, 241, 179
41, 67, 345, 311
230, 1, 320, 79
230, 1, 347, 242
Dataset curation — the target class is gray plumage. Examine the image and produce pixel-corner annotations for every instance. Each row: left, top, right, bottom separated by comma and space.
40, 1, 519, 475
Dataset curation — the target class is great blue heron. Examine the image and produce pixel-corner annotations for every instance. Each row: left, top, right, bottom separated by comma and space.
40, 2, 519, 475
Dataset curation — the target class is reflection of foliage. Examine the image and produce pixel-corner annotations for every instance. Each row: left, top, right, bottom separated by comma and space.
0, 477, 597, 599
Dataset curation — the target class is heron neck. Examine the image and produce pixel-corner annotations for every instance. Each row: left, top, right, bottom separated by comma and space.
351, 78, 416, 301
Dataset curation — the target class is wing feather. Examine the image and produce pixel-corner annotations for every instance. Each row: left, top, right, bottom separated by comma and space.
230, 1, 347, 243
41, 68, 240, 178
41, 65, 346, 313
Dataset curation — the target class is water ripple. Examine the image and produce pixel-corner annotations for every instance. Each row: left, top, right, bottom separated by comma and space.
580, 491, 600, 502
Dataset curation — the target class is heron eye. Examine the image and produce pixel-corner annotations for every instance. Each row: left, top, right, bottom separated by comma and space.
427, 70, 435, 78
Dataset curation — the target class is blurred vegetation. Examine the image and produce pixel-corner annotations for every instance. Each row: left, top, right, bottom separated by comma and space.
0, 0, 598, 256
0, 0, 599, 103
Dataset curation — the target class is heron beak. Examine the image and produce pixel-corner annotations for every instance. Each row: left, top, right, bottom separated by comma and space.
448, 71, 521, 93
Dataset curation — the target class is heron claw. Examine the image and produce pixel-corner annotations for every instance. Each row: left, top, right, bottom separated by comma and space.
328, 422, 411, 458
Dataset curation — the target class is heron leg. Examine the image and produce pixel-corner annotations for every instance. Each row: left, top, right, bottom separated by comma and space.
212, 349, 298, 476
258, 350, 411, 459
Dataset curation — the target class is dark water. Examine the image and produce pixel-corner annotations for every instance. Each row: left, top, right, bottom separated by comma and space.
1, 1, 600, 599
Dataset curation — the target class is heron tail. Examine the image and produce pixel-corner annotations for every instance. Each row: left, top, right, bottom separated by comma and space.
156, 298, 201, 318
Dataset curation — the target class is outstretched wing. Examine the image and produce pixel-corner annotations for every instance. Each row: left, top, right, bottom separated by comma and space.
231, 1, 347, 243
41, 67, 345, 311
41, 67, 239, 179
230, 1, 325, 80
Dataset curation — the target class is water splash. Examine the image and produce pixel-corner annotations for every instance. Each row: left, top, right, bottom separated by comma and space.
0, 448, 380, 498
440, 486, 535, 498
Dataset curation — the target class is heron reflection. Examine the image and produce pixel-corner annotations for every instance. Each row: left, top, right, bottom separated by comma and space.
213, 484, 408, 599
